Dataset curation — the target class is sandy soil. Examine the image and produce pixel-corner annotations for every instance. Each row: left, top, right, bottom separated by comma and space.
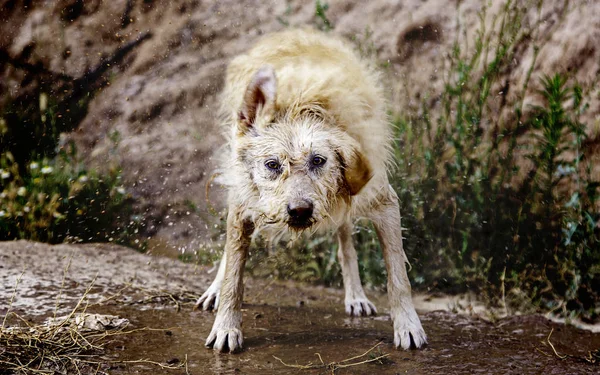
1, 241, 599, 374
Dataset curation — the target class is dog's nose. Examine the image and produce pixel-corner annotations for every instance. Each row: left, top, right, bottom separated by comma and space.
287, 200, 314, 224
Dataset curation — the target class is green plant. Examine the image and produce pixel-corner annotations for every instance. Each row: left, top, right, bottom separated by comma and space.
314, 0, 333, 32
245, 234, 341, 286
0, 43, 146, 249
0, 33, 152, 248
0, 143, 141, 247
390, 0, 599, 319
351, 27, 378, 60
276, 2, 293, 27
183, 216, 384, 290
518, 75, 600, 317
243, 221, 386, 289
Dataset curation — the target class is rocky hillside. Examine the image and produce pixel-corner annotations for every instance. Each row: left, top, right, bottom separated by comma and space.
1, 0, 599, 251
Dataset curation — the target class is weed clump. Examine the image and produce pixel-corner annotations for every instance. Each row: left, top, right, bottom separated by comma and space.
392, 1, 600, 320
0, 145, 140, 246
0, 35, 148, 248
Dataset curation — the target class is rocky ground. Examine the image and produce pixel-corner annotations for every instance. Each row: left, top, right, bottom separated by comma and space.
1, 241, 599, 374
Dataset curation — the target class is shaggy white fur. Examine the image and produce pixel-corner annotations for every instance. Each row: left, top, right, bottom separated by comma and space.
198, 28, 427, 353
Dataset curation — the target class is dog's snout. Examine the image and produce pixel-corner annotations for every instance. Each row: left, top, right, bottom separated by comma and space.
287, 200, 314, 226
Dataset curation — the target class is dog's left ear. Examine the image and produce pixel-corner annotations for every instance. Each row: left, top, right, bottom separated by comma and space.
238, 65, 277, 133
338, 143, 372, 196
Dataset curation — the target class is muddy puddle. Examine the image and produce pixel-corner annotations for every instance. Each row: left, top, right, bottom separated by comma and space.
85, 300, 600, 374
1, 241, 599, 374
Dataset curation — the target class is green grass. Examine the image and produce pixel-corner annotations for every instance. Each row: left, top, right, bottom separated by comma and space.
394, 71, 599, 318
0, 144, 141, 247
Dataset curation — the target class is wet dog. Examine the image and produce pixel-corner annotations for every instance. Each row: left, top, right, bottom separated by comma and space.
197, 28, 426, 352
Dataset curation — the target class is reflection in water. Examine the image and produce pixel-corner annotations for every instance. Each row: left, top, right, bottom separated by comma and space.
210, 351, 228, 373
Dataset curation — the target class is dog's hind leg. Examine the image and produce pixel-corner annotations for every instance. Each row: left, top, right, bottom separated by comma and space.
205, 208, 254, 353
195, 252, 226, 311
337, 220, 377, 316
368, 185, 427, 350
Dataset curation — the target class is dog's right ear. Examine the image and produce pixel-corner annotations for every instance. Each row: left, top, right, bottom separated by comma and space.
336, 139, 373, 196
343, 148, 372, 196
238, 65, 277, 134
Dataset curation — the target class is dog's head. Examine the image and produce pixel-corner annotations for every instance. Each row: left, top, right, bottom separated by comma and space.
234, 66, 372, 231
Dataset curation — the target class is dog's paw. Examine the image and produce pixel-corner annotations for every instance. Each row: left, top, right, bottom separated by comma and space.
205, 325, 244, 353
345, 298, 377, 317
205, 311, 244, 353
392, 310, 427, 350
195, 284, 220, 311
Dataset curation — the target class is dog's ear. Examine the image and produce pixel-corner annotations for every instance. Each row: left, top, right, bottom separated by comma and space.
338, 144, 372, 196
238, 65, 277, 133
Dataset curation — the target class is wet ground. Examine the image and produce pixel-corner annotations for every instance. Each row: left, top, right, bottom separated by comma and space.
96, 306, 600, 375
1, 241, 599, 374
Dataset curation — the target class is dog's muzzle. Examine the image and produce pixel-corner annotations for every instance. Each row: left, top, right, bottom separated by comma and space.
286, 199, 314, 229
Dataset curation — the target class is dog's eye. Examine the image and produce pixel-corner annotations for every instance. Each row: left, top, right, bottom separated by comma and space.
311, 155, 326, 167
265, 159, 281, 171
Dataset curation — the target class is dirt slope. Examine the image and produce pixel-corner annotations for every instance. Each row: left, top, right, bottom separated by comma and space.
1, 0, 599, 251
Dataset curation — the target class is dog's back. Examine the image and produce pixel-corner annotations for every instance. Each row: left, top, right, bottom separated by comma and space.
220, 29, 392, 191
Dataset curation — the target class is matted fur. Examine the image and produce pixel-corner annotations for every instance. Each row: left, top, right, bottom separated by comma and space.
198, 28, 426, 353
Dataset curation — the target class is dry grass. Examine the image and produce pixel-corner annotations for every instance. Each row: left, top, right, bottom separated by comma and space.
535, 328, 600, 366
90, 283, 200, 313
0, 315, 185, 374
273, 341, 391, 374
0, 266, 188, 374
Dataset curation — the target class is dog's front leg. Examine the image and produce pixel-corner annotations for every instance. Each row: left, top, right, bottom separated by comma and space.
369, 185, 427, 349
205, 207, 254, 353
337, 220, 377, 316
196, 251, 226, 311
